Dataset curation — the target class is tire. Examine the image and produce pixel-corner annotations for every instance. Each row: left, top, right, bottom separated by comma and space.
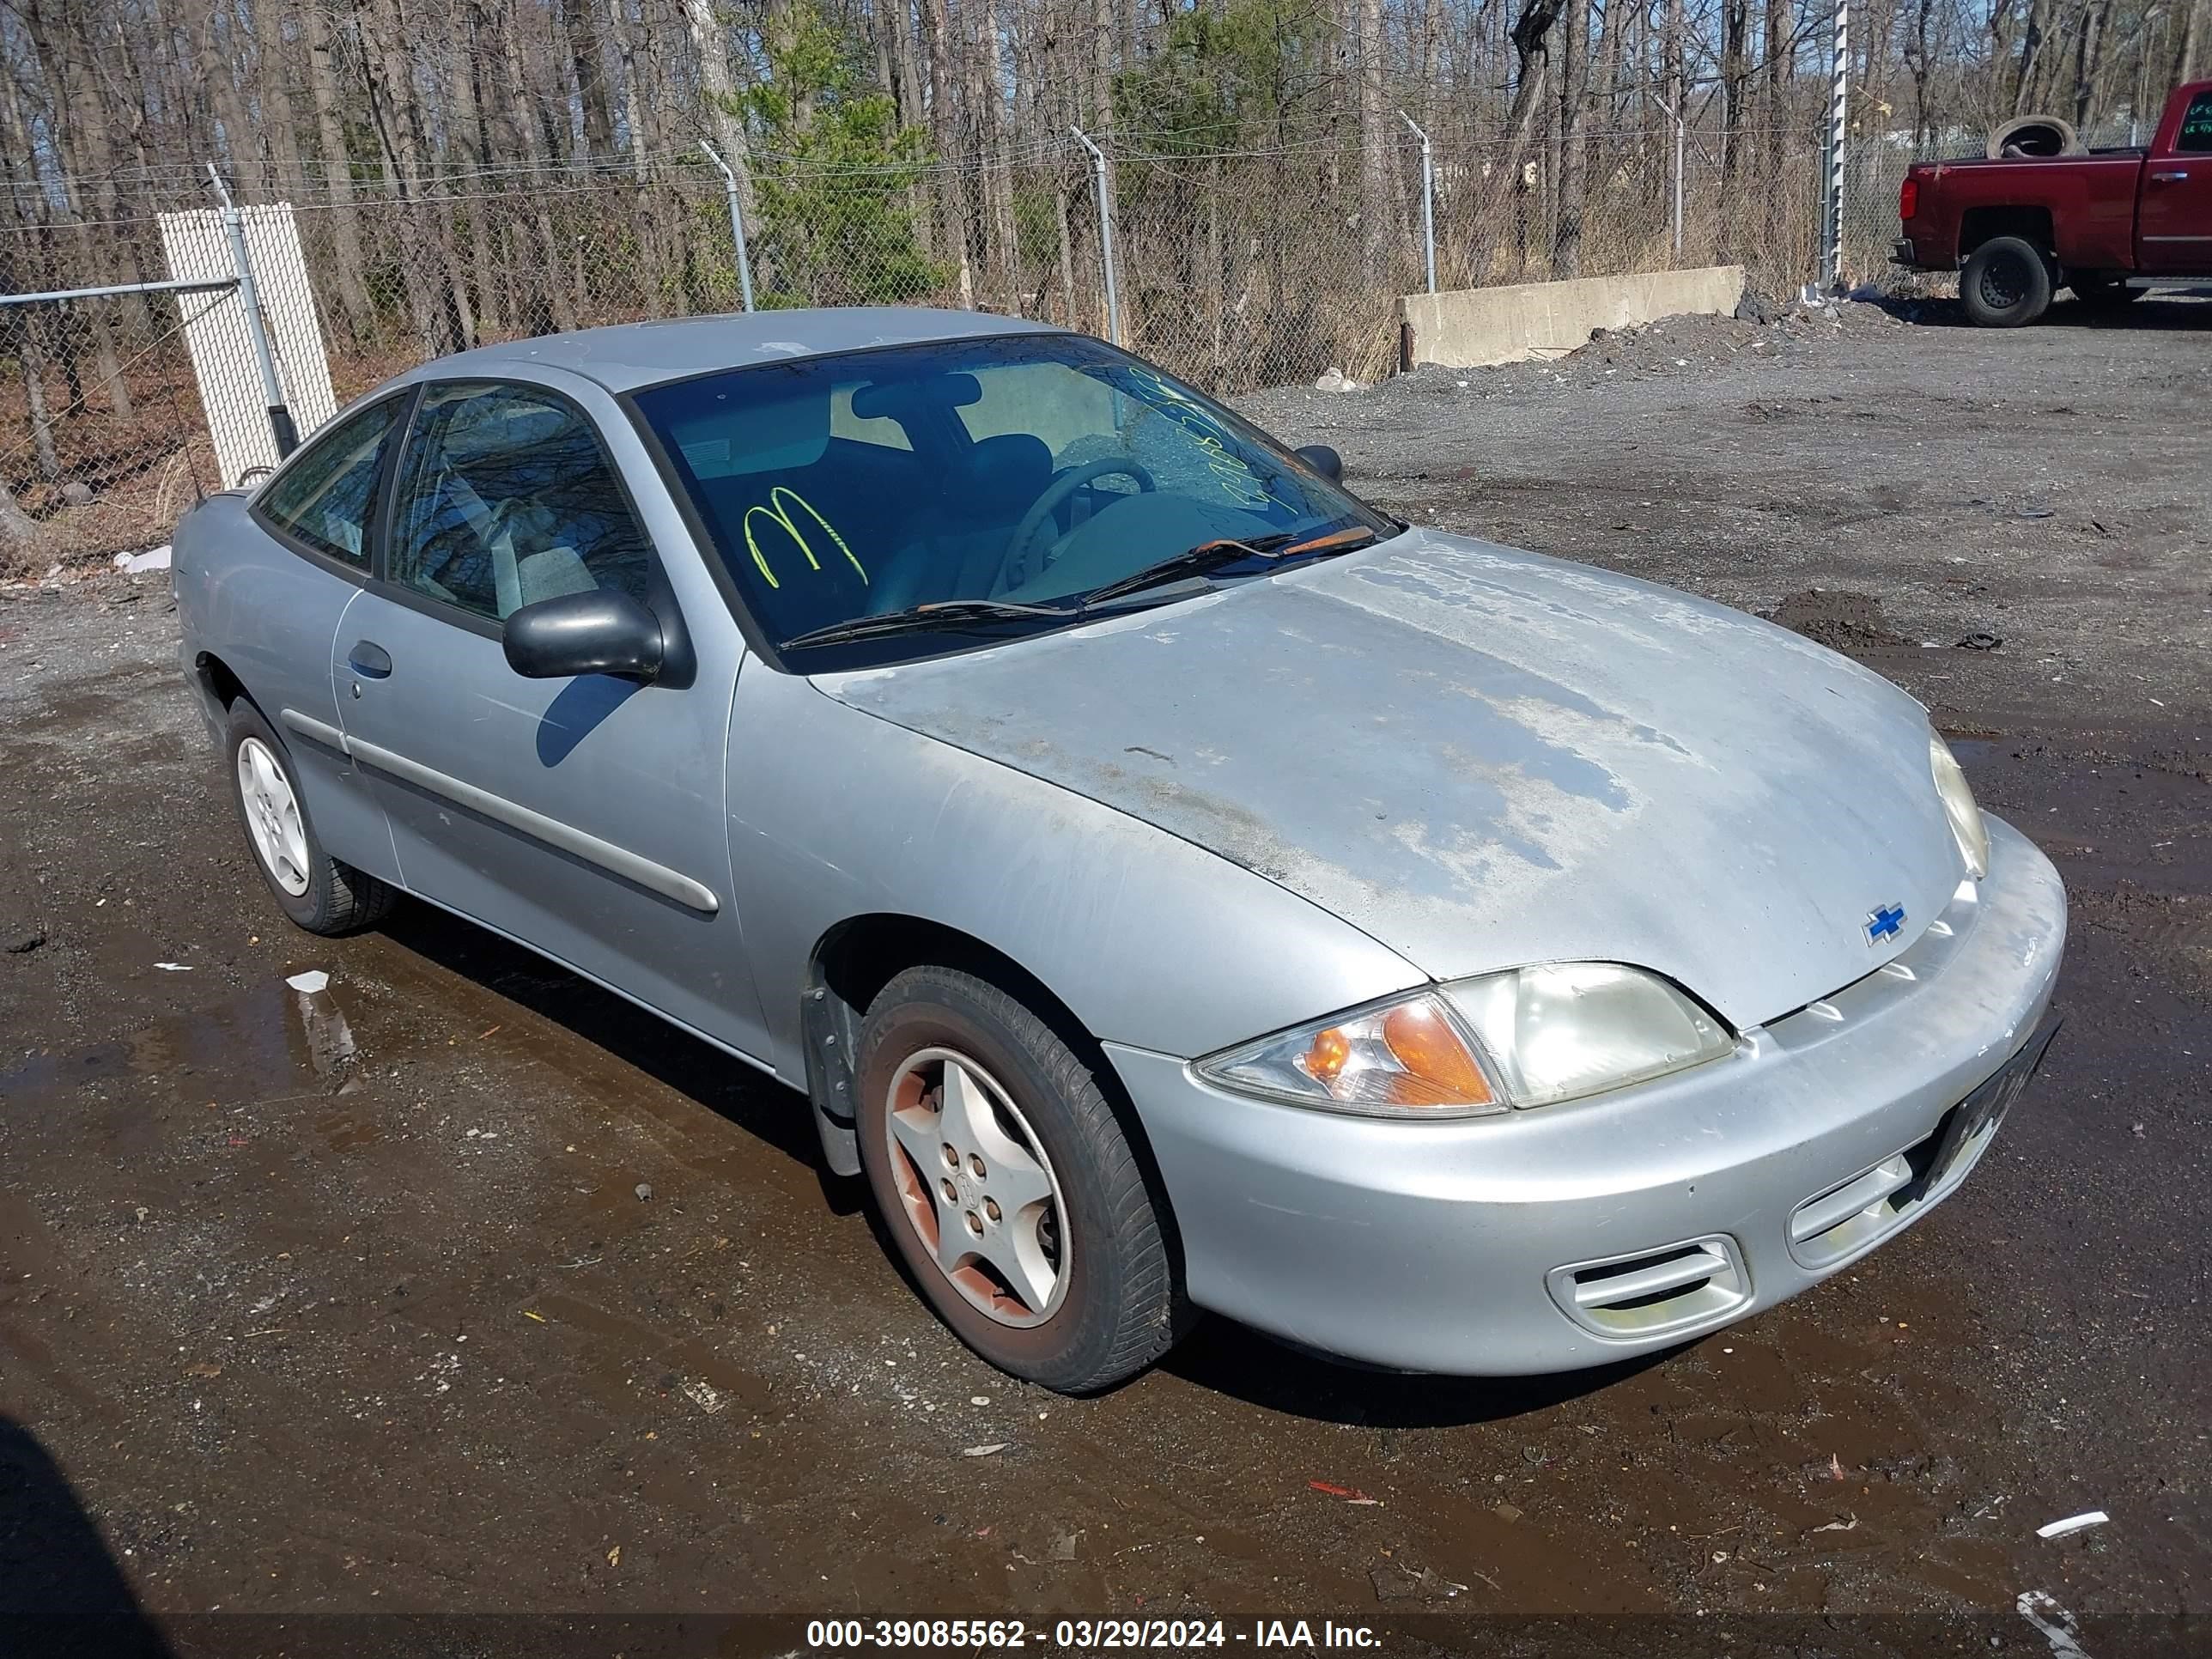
1960, 235, 2054, 327
225, 701, 398, 937
854, 964, 1187, 1393
2069, 272, 2142, 309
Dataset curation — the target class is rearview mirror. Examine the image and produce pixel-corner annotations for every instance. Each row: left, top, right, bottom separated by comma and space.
502, 589, 664, 682
1296, 444, 1344, 483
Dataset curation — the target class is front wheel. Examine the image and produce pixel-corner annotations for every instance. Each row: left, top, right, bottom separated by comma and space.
854, 964, 1188, 1393
1960, 235, 2054, 327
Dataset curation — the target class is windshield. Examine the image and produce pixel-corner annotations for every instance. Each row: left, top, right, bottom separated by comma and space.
630, 332, 1390, 664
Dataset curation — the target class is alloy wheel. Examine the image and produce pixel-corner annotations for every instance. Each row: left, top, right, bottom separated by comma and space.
236, 736, 312, 896
882, 1047, 1069, 1328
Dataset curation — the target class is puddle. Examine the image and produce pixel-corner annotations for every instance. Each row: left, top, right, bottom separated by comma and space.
0, 979, 305, 1104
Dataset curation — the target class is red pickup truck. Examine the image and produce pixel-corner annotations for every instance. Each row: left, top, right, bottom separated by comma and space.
1895, 79, 2212, 325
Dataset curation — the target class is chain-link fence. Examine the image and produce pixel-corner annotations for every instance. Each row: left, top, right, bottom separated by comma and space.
0, 282, 250, 577
1, 119, 1855, 572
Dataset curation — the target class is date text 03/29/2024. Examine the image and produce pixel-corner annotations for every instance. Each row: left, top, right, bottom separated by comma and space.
805, 1619, 1382, 1649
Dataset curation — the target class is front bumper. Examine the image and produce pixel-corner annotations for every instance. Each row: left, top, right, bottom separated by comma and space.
1105, 816, 2065, 1375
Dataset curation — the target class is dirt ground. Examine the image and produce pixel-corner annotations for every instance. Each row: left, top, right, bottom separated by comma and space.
3, 293, 2208, 1659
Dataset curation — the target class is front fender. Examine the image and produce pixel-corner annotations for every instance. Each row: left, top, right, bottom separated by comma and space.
726, 662, 1427, 1084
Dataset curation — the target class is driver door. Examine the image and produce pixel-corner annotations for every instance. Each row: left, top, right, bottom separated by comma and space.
2140, 88, 2212, 275
337, 376, 768, 1054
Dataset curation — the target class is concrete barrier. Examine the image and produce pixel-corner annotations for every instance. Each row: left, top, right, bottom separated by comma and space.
1400, 265, 1747, 369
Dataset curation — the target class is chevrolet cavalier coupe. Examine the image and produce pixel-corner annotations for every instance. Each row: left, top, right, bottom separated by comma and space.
174, 310, 2065, 1392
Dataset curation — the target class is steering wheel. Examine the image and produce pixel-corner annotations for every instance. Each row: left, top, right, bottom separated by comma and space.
1000, 459, 1157, 593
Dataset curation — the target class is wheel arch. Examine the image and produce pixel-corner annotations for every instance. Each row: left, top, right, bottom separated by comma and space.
1957, 205, 2055, 261
801, 915, 1182, 1282
805, 913, 1100, 1173
191, 648, 249, 720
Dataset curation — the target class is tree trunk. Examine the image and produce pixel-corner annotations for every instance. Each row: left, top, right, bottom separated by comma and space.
199, 7, 254, 188
1764, 0, 1794, 266
307, 5, 380, 345
23, 0, 153, 328
1356, 0, 1392, 282
975, 0, 1021, 307
1056, 177, 1079, 326
499, 6, 580, 331
362, 0, 468, 353
565, 0, 618, 161
19, 331, 61, 483
1722, 0, 1749, 190
80, 305, 134, 420
1555, 0, 1590, 274
683, 0, 759, 217
251, 0, 306, 193
2072, 0, 2112, 126
1488, 0, 1562, 274
1091, 0, 1114, 128
0, 476, 41, 564
2014, 0, 2054, 112
889, 0, 927, 130
2179, 0, 2208, 83
922, 0, 975, 299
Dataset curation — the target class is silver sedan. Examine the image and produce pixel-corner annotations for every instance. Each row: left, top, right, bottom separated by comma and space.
173, 309, 2065, 1392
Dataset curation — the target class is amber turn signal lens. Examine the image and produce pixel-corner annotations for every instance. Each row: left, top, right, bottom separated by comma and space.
1300, 1026, 1352, 1082
1382, 1002, 1493, 1106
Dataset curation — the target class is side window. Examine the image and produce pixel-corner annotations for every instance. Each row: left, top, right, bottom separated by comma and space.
387, 381, 653, 622
257, 397, 404, 567
2179, 91, 2212, 154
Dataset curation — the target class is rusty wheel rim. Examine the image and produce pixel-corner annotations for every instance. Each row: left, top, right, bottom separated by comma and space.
883, 1047, 1069, 1328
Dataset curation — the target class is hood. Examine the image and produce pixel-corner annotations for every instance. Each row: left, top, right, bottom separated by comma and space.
819, 530, 1966, 1030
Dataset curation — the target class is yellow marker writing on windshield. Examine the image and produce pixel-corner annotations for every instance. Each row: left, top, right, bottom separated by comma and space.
743, 487, 866, 589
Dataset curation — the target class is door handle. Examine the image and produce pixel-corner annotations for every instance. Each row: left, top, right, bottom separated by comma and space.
347, 641, 393, 678
2148, 169, 2191, 183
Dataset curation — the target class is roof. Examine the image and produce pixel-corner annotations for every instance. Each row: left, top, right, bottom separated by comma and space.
395, 308, 1073, 395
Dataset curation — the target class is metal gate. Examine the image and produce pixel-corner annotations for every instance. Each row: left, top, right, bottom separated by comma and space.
2, 189, 333, 575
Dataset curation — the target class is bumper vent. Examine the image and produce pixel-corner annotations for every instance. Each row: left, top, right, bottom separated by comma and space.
1788, 1103, 1988, 1270
1547, 1234, 1749, 1340
1790, 1018, 2056, 1272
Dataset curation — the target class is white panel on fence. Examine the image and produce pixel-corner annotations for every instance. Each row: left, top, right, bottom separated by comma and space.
157, 205, 337, 489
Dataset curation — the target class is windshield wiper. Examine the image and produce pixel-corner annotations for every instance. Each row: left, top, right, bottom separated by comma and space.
1080, 538, 1284, 607
1083, 526, 1388, 609
780, 599, 1075, 650
1276, 525, 1382, 559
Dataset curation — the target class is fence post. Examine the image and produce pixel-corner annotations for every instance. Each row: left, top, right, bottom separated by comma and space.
1071, 128, 1121, 346
1822, 0, 1850, 288
205, 164, 297, 459
701, 142, 757, 313
1674, 103, 1686, 257
1650, 93, 1686, 258
1398, 111, 1436, 295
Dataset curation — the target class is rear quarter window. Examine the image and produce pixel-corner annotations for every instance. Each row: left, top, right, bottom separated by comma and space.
256, 398, 405, 566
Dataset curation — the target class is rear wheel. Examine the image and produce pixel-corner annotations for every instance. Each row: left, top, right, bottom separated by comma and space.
854, 964, 1186, 1393
225, 702, 397, 937
1960, 235, 2054, 327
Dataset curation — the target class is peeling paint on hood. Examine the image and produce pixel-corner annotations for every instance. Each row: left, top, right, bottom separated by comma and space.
819, 528, 1966, 1029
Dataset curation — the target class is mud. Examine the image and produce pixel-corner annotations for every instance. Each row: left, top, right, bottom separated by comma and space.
3, 298, 2209, 1655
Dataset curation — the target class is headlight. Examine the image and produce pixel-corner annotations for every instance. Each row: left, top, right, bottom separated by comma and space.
1929, 733, 1989, 878
1195, 965, 1733, 1119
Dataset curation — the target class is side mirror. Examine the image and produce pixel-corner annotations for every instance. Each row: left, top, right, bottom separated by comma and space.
1295, 443, 1344, 483
502, 588, 664, 681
